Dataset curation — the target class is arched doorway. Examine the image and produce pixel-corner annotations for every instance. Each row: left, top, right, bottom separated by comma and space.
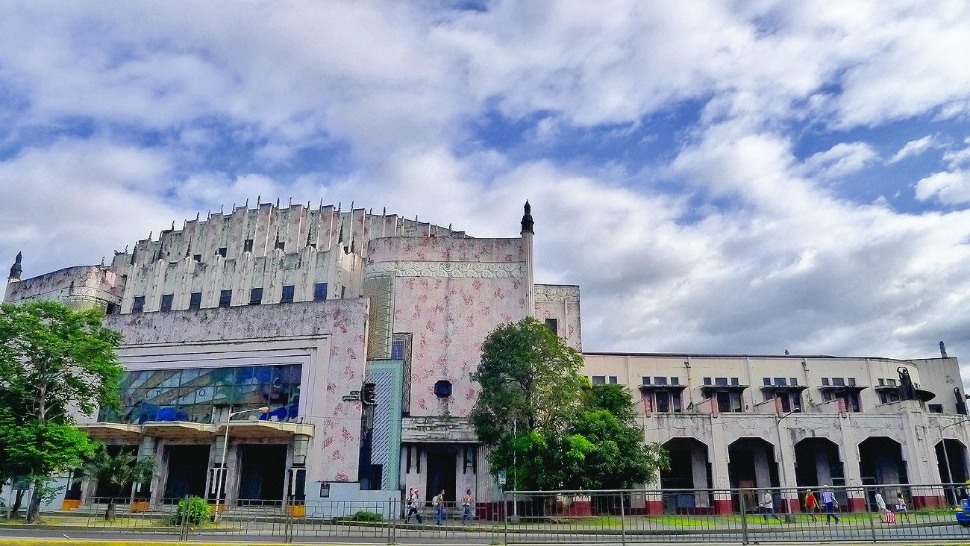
794, 438, 845, 488
936, 438, 968, 505
728, 437, 779, 512
660, 438, 712, 514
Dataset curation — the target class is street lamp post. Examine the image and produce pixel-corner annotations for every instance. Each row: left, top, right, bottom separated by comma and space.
213, 406, 268, 521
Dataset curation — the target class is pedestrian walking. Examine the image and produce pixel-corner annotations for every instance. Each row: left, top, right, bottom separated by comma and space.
759, 490, 782, 523
460, 489, 474, 524
404, 488, 423, 524
874, 490, 887, 518
821, 485, 840, 524
433, 489, 446, 525
804, 489, 818, 522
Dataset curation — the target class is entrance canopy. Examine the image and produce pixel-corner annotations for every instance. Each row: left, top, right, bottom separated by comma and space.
80, 420, 314, 441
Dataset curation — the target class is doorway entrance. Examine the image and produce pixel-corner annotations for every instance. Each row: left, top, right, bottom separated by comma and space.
237, 444, 287, 506
425, 451, 457, 504
163, 444, 211, 503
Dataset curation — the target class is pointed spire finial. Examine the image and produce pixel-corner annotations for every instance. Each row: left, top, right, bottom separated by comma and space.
9, 251, 23, 281
521, 200, 534, 234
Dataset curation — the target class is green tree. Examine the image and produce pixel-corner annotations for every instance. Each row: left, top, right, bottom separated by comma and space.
0, 301, 123, 522
471, 318, 667, 492
470, 317, 586, 446
83, 444, 155, 521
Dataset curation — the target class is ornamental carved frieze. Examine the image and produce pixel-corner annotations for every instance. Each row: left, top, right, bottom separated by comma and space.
535, 285, 580, 302
364, 261, 525, 279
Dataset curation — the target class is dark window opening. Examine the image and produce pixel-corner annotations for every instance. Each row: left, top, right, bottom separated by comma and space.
132, 296, 145, 313
105, 303, 117, 315
244, 239, 254, 252
592, 376, 606, 385
216, 247, 227, 258
275, 240, 285, 251
193, 254, 202, 262
608, 376, 618, 384
314, 282, 328, 302
391, 339, 406, 360
280, 285, 295, 303
219, 290, 232, 308
544, 318, 558, 334
189, 292, 202, 310
929, 404, 944, 414
434, 380, 453, 398
250, 288, 263, 305
160, 294, 174, 312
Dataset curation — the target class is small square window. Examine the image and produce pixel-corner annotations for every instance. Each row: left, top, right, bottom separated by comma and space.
654, 377, 668, 386
822, 391, 833, 401
703, 377, 712, 386
848, 377, 857, 387
878, 378, 885, 386
132, 296, 145, 313
670, 377, 680, 386
833, 377, 846, 387
189, 292, 202, 310
314, 282, 328, 302
160, 294, 174, 312
642, 377, 651, 385
219, 290, 232, 308
821, 377, 830, 386
193, 254, 202, 262
731, 377, 740, 386
281, 285, 295, 303
608, 376, 618, 384
789, 378, 798, 386
244, 239, 254, 252
216, 247, 227, 258
773, 377, 786, 386
929, 404, 944, 414
763, 378, 772, 386
250, 288, 263, 305
544, 318, 559, 335
275, 240, 285, 251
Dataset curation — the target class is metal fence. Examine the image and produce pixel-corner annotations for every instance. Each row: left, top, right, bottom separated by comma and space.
21, 483, 970, 544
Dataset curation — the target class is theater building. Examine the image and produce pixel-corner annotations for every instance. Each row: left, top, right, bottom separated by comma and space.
3, 201, 965, 512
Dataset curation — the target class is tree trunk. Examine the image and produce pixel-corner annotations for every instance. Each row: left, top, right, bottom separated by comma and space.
10, 489, 25, 517
25, 480, 42, 523
105, 500, 116, 521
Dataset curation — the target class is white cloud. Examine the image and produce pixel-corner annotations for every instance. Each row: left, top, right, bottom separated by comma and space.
888, 135, 936, 164
797, 142, 879, 181
915, 170, 970, 205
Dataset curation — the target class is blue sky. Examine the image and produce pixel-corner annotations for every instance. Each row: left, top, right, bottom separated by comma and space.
3, 1, 970, 382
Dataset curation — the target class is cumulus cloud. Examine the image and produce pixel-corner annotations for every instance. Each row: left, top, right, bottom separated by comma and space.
3, 1, 970, 386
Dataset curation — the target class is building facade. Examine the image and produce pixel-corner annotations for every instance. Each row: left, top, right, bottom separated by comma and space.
3, 201, 966, 513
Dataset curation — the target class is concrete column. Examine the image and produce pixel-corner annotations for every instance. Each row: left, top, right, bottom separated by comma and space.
837, 415, 866, 511
709, 418, 733, 514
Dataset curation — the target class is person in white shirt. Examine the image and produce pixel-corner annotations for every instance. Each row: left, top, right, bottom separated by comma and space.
821, 485, 840, 524
758, 490, 782, 523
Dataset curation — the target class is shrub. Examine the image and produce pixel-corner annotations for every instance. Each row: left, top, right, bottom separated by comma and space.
171, 496, 211, 525
352, 510, 383, 522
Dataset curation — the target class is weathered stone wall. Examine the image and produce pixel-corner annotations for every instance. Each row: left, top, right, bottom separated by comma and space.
3, 265, 123, 311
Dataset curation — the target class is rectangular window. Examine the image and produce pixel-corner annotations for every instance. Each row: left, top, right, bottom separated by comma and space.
244, 239, 254, 252
642, 377, 651, 385
217, 247, 227, 258
833, 377, 846, 387
281, 285, 295, 303
391, 340, 406, 360
592, 376, 606, 385
160, 294, 174, 312
847, 377, 857, 386
790, 378, 798, 386
878, 390, 900, 404
731, 377, 740, 386
189, 292, 202, 310
888, 379, 897, 386
249, 288, 263, 305
878, 378, 885, 386
275, 240, 285, 251
715, 377, 728, 386
314, 282, 328, 302
821, 377, 830, 386
703, 377, 712, 386
544, 318, 559, 335
654, 376, 668, 386
773, 377, 786, 386
219, 290, 232, 308
929, 404, 944, 414
671, 391, 682, 412
655, 392, 670, 413
193, 254, 202, 262
608, 376, 618, 384
763, 377, 772, 386
822, 391, 833, 402
132, 296, 145, 313
105, 303, 117, 315
670, 377, 680, 386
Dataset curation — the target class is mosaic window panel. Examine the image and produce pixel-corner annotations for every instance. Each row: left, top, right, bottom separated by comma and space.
101, 364, 302, 425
